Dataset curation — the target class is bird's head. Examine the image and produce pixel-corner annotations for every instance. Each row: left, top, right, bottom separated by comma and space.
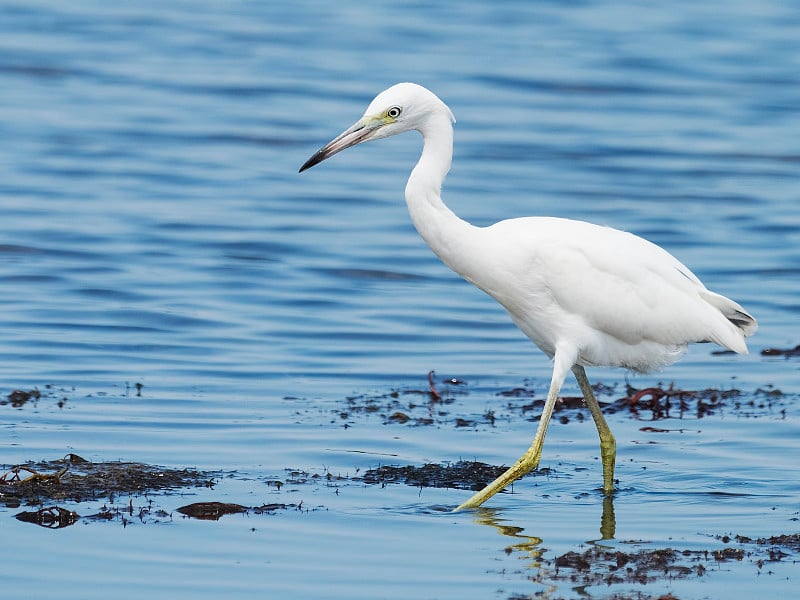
299, 82, 455, 172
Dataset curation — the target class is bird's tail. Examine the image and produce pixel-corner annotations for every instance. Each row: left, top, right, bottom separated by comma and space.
700, 290, 758, 354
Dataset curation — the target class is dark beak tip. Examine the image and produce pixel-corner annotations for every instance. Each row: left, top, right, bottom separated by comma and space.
299, 151, 325, 173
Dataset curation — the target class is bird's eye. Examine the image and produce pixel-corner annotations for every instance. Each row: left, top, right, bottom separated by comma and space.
386, 106, 402, 119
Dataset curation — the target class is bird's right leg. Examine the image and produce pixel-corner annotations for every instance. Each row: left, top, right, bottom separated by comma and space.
454, 352, 572, 511
572, 365, 616, 494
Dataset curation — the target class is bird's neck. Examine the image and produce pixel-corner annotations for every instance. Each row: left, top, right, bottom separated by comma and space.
405, 115, 479, 278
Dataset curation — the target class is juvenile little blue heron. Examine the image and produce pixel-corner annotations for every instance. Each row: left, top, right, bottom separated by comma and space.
299, 83, 757, 510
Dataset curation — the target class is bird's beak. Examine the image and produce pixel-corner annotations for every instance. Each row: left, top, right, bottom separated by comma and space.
299, 116, 381, 172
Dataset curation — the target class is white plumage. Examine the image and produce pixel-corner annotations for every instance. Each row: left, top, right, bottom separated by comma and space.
300, 82, 757, 510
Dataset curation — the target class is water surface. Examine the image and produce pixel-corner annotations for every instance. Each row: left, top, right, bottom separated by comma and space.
1, 1, 798, 598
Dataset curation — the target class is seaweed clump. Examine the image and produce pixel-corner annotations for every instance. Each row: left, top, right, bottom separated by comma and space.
0, 454, 215, 507
360, 460, 551, 492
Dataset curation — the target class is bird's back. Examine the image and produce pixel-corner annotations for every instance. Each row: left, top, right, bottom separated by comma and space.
456, 216, 756, 373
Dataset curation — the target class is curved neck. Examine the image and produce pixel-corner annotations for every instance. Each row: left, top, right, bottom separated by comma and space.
404, 114, 478, 277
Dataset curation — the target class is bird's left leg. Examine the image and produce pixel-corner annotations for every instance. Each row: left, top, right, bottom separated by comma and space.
454, 352, 573, 511
572, 365, 616, 494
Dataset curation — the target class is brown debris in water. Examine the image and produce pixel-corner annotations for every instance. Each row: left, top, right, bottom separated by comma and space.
0, 454, 215, 507
2, 456, 316, 528
482, 522, 799, 593
7, 376, 788, 432
553, 547, 697, 586
330, 373, 789, 432
3, 388, 41, 407
15, 506, 80, 529
761, 344, 800, 357
359, 460, 551, 492
176, 501, 249, 520
1, 384, 68, 409
615, 382, 787, 422
1, 382, 144, 410
532, 534, 799, 593
176, 501, 301, 521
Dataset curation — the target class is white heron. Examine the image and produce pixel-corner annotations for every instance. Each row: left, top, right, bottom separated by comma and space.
299, 83, 757, 510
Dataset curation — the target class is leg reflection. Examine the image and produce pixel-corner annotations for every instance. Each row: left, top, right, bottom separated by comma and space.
468, 493, 617, 562
465, 495, 618, 595
472, 507, 544, 566
599, 493, 616, 541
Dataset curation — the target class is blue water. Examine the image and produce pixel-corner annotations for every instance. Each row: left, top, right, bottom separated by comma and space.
1, 1, 799, 598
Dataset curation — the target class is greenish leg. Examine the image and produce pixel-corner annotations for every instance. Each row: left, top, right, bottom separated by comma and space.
454, 374, 562, 511
572, 365, 616, 494
453, 360, 617, 511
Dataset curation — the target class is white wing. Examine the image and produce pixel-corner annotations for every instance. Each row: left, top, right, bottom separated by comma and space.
465, 217, 754, 371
